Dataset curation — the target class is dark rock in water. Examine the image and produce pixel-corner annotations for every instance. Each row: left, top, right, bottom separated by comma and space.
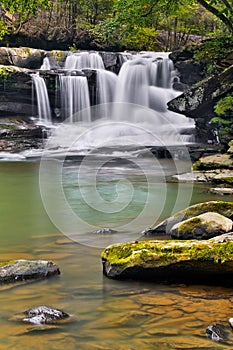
206, 324, 233, 343
23, 306, 69, 325
17, 306, 69, 325
92, 228, 117, 234
0, 260, 60, 283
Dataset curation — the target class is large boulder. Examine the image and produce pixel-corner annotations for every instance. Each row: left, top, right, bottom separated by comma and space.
167, 65, 233, 143
168, 65, 233, 118
102, 233, 233, 284
170, 212, 232, 239
0, 259, 60, 283
0, 47, 44, 69
143, 201, 233, 236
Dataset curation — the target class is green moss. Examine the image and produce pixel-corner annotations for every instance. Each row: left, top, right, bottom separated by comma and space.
173, 201, 233, 220
0, 260, 16, 268
177, 217, 202, 235
221, 177, 233, 184
102, 239, 233, 270
192, 160, 201, 170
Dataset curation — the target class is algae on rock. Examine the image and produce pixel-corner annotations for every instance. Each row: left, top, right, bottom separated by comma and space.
102, 233, 233, 284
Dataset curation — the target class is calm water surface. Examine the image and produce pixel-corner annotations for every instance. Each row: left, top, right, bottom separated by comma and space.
0, 160, 233, 350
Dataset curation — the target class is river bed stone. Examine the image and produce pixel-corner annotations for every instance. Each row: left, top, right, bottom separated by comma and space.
0, 259, 60, 283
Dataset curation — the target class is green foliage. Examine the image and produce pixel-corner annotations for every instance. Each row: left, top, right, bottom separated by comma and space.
215, 94, 233, 116
0, 0, 50, 35
194, 37, 233, 64
211, 93, 233, 139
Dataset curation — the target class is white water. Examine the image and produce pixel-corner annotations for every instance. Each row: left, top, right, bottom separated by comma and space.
64, 52, 105, 70
40, 57, 51, 70
35, 50, 195, 152
59, 75, 91, 122
96, 69, 118, 104
32, 73, 52, 123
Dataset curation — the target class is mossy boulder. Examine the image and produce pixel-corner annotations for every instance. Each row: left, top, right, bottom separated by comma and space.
0, 260, 60, 284
102, 233, 233, 284
193, 154, 233, 170
143, 201, 233, 236
170, 212, 233, 239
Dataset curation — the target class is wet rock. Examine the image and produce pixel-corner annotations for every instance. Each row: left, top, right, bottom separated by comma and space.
143, 201, 233, 235
167, 65, 233, 143
0, 259, 60, 283
0, 119, 46, 152
170, 212, 233, 239
206, 323, 233, 343
92, 228, 117, 234
102, 233, 233, 284
13, 306, 70, 325
210, 187, 233, 195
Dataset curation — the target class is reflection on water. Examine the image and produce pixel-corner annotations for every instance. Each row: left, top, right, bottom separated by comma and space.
0, 161, 232, 349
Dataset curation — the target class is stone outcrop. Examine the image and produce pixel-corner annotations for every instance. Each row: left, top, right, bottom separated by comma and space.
169, 50, 204, 88
0, 65, 33, 117
102, 233, 233, 284
0, 118, 45, 152
0, 47, 44, 69
0, 259, 60, 283
143, 201, 233, 236
168, 65, 233, 143
170, 212, 232, 239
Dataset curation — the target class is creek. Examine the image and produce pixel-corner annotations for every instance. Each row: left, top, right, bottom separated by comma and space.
0, 160, 232, 349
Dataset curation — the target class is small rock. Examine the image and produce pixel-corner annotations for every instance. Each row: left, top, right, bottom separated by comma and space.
92, 228, 117, 234
206, 324, 232, 342
19, 306, 70, 325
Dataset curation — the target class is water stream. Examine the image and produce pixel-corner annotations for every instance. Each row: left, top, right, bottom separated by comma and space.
0, 161, 232, 349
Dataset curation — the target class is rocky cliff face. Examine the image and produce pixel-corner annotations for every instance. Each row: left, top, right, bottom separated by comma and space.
168, 65, 233, 143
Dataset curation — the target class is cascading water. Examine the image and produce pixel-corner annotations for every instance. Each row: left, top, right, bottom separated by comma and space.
35, 50, 195, 152
40, 57, 51, 70
32, 73, 52, 123
96, 70, 118, 104
64, 52, 105, 70
59, 75, 91, 122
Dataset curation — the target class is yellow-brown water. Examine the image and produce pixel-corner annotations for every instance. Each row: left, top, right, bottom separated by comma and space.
0, 161, 233, 350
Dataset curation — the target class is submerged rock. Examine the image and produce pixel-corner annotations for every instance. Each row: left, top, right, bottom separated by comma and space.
143, 201, 233, 236
170, 212, 233, 240
102, 233, 233, 284
0, 260, 60, 283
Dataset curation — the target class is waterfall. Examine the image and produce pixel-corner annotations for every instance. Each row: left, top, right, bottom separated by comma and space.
40, 57, 51, 70
96, 70, 118, 104
60, 75, 91, 122
64, 52, 105, 70
32, 50, 195, 147
32, 73, 51, 123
